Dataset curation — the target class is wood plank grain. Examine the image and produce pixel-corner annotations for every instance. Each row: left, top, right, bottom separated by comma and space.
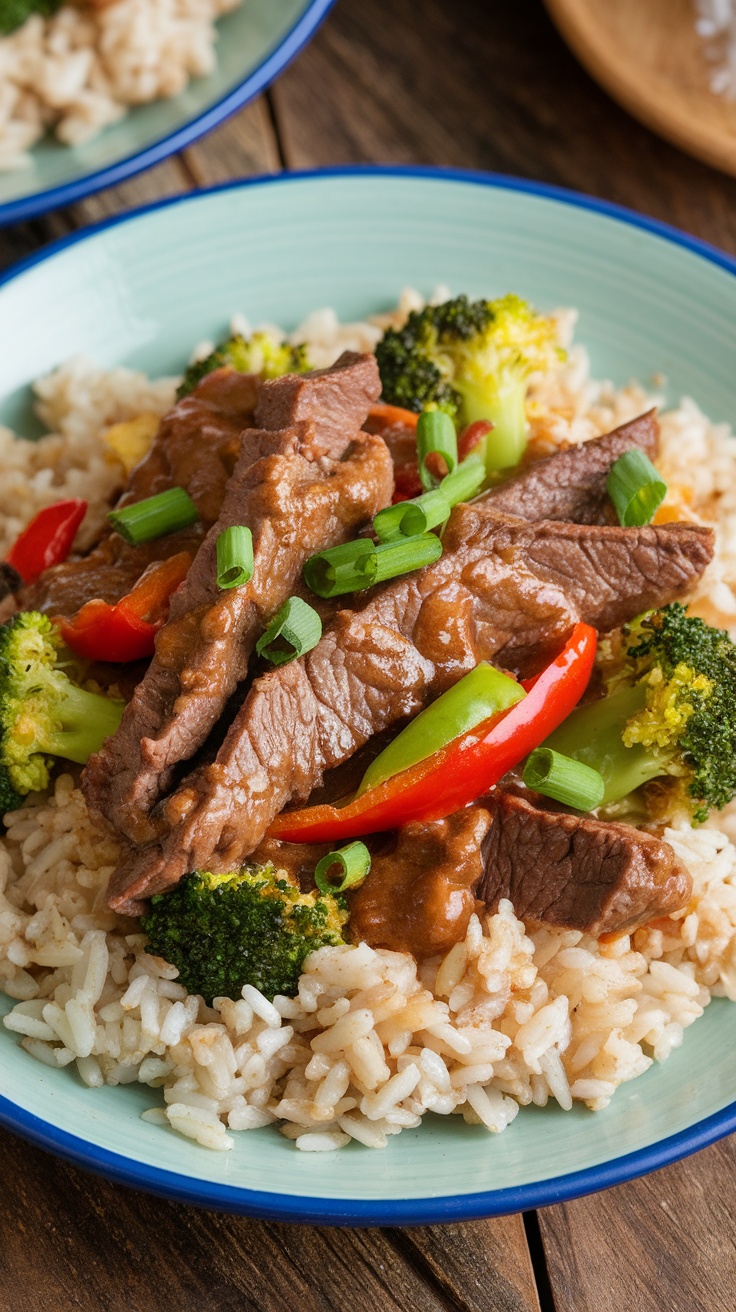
271, 0, 736, 254
0, 1127, 539, 1312
182, 96, 282, 186
539, 1134, 736, 1312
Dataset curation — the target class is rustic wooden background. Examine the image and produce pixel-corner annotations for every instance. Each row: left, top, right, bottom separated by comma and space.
1, 2, 735, 1308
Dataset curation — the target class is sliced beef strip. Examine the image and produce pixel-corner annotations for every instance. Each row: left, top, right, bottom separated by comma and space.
477, 786, 692, 935
107, 506, 713, 913
21, 368, 259, 618
483, 410, 659, 525
85, 352, 390, 844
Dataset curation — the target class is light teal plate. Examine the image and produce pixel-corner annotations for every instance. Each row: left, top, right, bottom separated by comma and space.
1, 168, 736, 1223
0, 0, 334, 226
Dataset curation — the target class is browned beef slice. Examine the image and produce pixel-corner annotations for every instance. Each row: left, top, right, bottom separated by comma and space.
85, 352, 389, 844
477, 787, 692, 935
107, 507, 713, 913
348, 810, 491, 958
21, 368, 259, 617
485, 410, 659, 525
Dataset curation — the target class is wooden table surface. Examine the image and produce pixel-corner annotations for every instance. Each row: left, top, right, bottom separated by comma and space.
2, 2, 736, 1308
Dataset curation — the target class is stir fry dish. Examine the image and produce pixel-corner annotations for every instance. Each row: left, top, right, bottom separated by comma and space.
2, 292, 735, 1153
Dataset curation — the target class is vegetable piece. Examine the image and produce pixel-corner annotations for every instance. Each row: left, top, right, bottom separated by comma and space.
103, 414, 160, 474
59, 551, 191, 663
357, 662, 525, 796
543, 603, 736, 823
108, 487, 198, 546
375, 293, 563, 476
522, 747, 605, 810
304, 533, 442, 598
256, 597, 323, 666
458, 420, 494, 461
0, 0, 61, 35
367, 403, 419, 430
216, 525, 254, 590
269, 622, 597, 842
314, 842, 371, 894
0, 611, 124, 812
439, 454, 486, 506
606, 449, 667, 527
6, 499, 87, 585
141, 863, 347, 1004
373, 489, 450, 542
417, 410, 457, 490
177, 330, 311, 399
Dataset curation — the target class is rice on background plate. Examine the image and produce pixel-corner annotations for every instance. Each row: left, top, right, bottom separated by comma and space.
2, 296, 736, 1154
0, 0, 243, 173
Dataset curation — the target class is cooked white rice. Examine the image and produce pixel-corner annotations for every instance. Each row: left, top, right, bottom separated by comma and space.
2, 294, 736, 1152
0, 0, 242, 172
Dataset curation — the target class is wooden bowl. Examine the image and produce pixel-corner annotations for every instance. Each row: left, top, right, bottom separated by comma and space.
545, 0, 736, 177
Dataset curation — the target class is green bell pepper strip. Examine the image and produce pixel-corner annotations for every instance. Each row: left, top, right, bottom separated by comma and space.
356, 661, 525, 797
541, 682, 656, 806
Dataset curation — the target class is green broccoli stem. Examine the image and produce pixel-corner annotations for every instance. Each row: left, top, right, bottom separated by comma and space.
457, 377, 529, 473
38, 684, 124, 765
542, 683, 667, 806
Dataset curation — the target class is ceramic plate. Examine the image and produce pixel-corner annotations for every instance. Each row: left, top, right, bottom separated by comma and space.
1, 168, 736, 1224
0, 0, 334, 227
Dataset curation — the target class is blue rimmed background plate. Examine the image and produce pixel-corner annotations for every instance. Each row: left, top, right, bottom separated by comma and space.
1, 167, 736, 1224
0, 0, 334, 227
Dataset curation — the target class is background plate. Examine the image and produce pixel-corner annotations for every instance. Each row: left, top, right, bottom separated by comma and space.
1, 167, 736, 1224
0, 0, 334, 227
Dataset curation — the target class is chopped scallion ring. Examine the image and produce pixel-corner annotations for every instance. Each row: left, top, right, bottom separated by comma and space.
314, 841, 371, 894
216, 525, 254, 590
256, 596, 322, 665
373, 488, 451, 542
523, 747, 605, 811
303, 539, 376, 598
417, 410, 458, 491
606, 449, 667, 527
440, 454, 485, 507
371, 532, 443, 584
108, 487, 198, 546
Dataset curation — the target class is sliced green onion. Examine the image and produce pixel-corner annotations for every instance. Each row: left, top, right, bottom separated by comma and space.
373, 488, 451, 542
304, 533, 441, 598
216, 525, 254, 589
256, 596, 322, 665
314, 841, 371, 894
303, 538, 376, 598
440, 454, 485, 507
417, 410, 458, 491
108, 486, 198, 546
358, 661, 525, 796
371, 532, 442, 584
606, 450, 667, 527
522, 747, 605, 811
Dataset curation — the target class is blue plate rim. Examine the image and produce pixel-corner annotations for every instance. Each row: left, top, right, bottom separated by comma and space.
1, 163, 735, 1223
0, 0, 336, 229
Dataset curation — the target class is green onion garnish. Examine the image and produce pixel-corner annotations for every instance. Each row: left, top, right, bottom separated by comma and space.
523, 747, 605, 811
606, 449, 667, 527
303, 538, 377, 598
216, 525, 254, 589
373, 488, 450, 542
371, 532, 442, 584
304, 533, 442, 598
256, 596, 322, 665
314, 841, 371, 895
108, 487, 198, 546
440, 454, 486, 507
417, 410, 458, 491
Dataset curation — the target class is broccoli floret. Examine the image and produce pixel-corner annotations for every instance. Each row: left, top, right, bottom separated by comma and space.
141, 864, 348, 1004
177, 330, 311, 399
544, 603, 736, 823
0, 0, 61, 35
0, 612, 124, 814
375, 294, 563, 474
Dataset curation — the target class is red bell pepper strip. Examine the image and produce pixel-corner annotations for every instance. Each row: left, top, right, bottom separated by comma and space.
6, 498, 87, 584
458, 420, 493, 462
269, 622, 597, 843
58, 551, 191, 663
